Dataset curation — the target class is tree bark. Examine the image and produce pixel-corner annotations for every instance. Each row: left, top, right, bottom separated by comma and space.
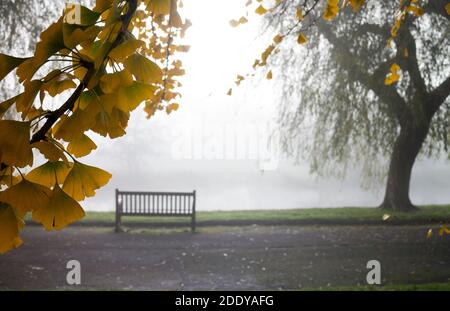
380, 118, 431, 212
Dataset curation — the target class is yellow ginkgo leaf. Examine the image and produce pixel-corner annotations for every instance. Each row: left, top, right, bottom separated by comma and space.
323, 0, 339, 21
266, 70, 273, 80
255, 5, 268, 15
166, 103, 180, 114
438, 225, 450, 236
44, 78, 77, 97
0, 178, 51, 217
382, 214, 390, 221
0, 53, 29, 81
124, 53, 163, 84
26, 161, 72, 188
348, 0, 365, 12
406, 5, 424, 17
32, 141, 68, 163
227, 88, 233, 96
0, 120, 33, 168
93, 0, 114, 13
273, 35, 283, 44
146, 0, 172, 16
296, 7, 304, 20
100, 70, 134, 94
15, 80, 42, 116
384, 63, 401, 85
67, 134, 97, 157
62, 161, 112, 201
261, 44, 275, 65
0, 203, 23, 254
109, 39, 145, 62
426, 228, 433, 239
115, 82, 157, 112
17, 18, 65, 82
32, 184, 85, 230
0, 95, 20, 119
297, 33, 308, 44
0, 167, 21, 187
446, 3, 450, 15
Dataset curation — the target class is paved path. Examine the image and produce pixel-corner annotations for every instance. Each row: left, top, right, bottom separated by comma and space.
1, 225, 449, 290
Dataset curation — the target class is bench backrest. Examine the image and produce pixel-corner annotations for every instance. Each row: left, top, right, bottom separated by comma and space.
116, 190, 196, 216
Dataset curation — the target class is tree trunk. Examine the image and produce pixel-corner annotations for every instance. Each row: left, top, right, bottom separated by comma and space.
380, 119, 431, 212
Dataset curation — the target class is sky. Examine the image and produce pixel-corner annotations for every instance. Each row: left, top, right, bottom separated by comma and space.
71, 0, 450, 212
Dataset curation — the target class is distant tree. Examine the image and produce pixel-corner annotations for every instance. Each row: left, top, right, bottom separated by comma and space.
232, 0, 449, 212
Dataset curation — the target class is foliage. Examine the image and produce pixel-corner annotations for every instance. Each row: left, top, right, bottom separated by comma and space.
0, 0, 190, 253
229, 0, 449, 185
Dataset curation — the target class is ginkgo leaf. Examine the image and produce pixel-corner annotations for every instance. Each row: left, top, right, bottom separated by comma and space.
63, 23, 102, 50
406, 5, 424, 17
297, 33, 307, 44
0, 95, 20, 119
266, 70, 273, 80
446, 3, 450, 15
90, 108, 127, 138
324, 0, 339, 21
109, 39, 145, 62
0, 179, 51, 217
100, 70, 134, 94
64, 5, 101, 26
62, 161, 112, 201
43, 78, 77, 97
146, 0, 172, 15
27, 161, 72, 188
296, 7, 304, 20
0, 203, 23, 254
93, 0, 114, 13
0, 120, 33, 168
227, 88, 233, 96
273, 35, 283, 44
124, 53, 163, 84
382, 214, 390, 221
115, 82, 157, 112
260, 44, 275, 65
0, 53, 29, 81
255, 5, 268, 15
32, 184, 85, 230
17, 18, 65, 82
15, 80, 42, 116
67, 134, 97, 157
426, 228, 433, 239
384, 63, 400, 85
53, 108, 95, 142
32, 141, 68, 163
438, 224, 450, 236
348, 0, 365, 12
0, 167, 21, 187
166, 103, 179, 114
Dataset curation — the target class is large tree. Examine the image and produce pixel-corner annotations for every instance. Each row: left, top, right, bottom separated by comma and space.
262, 0, 449, 211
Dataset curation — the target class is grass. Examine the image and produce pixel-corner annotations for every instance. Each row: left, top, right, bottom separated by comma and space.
54, 204, 450, 226
303, 282, 450, 291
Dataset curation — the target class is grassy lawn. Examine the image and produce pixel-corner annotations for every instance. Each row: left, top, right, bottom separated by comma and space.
59, 204, 450, 226
306, 282, 450, 291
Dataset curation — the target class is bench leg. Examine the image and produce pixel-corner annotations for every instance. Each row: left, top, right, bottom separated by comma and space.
115, 214, 122, 233
191, 214, 196, 233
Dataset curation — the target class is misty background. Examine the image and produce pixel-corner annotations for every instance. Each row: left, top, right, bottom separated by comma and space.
2, 0, 449, 211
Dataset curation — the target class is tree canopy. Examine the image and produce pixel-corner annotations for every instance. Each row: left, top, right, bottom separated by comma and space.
0, 0, 189, 253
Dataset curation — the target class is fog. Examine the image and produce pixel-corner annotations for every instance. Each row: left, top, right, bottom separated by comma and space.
76, 0, 449, 211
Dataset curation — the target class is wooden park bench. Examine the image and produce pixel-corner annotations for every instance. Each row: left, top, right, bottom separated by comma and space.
115, 189, 196, 233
